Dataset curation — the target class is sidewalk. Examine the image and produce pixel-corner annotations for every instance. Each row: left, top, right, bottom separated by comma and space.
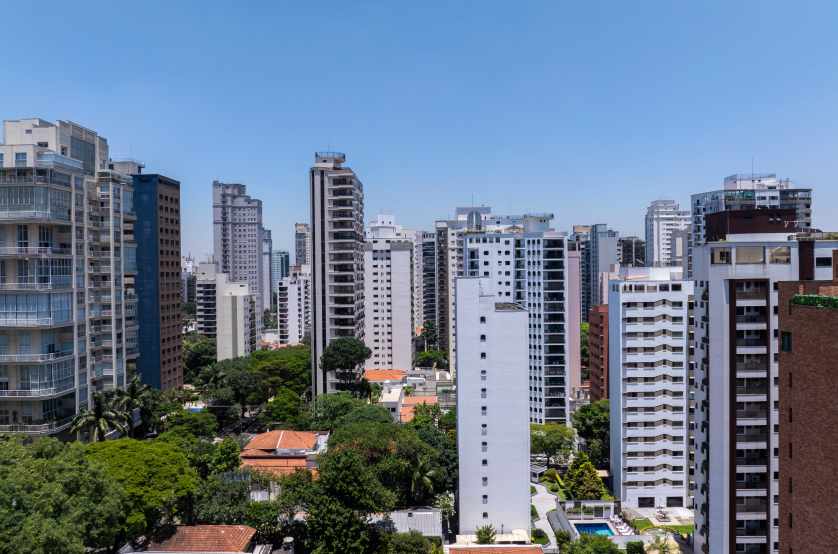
531, 483, 558, 549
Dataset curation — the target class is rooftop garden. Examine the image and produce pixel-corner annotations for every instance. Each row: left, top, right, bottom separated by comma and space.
793, 294, 838, 308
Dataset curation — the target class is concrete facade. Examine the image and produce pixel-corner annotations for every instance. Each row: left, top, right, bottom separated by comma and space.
692, 235, 838, 554
211, 269, 262, 361
212, 181, 264, 309
0, 118, 141, 438
364, 214, 414, 371
572, 224, 619, 322
608, 267, 693, 510
295, 222, 311, 266
456, 277, 529, 537
421, 232, 437, 328
309, 153, 365, 396
261, 229, 272, 310
277, 271, 309, 345
645, 200, 690, 267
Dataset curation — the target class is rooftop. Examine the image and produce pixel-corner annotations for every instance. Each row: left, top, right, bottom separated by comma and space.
146, 525, 255, 553
247, 430, 320, 452
495, 302, 525, 311
365, 369, 408, 382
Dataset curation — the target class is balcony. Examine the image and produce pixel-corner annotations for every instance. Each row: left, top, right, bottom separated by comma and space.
0, 415, 74, 435
736, 410, 767, 419
736, 339, 767, 347
0, 381, 76, 398
37, 153, 85, 173
735, 504, 767, 514
0, 247, 72, 256
736, 434, 767, 443
736, 315, 766, 324
736, 291, 766, 301
737, 385, 768, 395
735, 481, 767, 490
736, 457, 768, 466
0, 350, 74, 362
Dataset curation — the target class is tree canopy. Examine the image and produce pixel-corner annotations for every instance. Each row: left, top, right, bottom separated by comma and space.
580, 322, 589, 374
164, 408, 219, 438
309, 391, 364, 431
336, 403, 395, 427
564, 452, 607, 500
564, 532, 622, 554
415, 349, 448, 369
571, 399, 610, 467
260, 387, 309, 430
319, 338, 372, 389
86, 438, 200, 541
0, 437, 126, 553
193, 475, 252, 525
183, 338, 217, 381
250, 346, 311, 397
530, 422, 575, 461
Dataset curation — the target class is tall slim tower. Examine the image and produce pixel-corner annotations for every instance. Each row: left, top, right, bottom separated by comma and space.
261, 229, 272, 310
212, 181, 264, 305
295, 223, 311, 266
310, 152, 365, 397
644, 199, 690, 267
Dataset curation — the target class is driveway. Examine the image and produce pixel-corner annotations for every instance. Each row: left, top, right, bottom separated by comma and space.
531, 483, 558, 549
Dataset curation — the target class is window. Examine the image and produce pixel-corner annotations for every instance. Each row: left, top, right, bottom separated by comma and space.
480, 317, 486, 323
743, 216, 753, 225
481, 388, 486, 394
781, 332, 792, 352
816, 257, 832, 267
482, 495, 488, 500
769, 246, 791, 264
711, 247, 731, 264
14, 153, 27, 167
736, 246, 765, 264
483, 512, 488, 518
480, 353, 486, 359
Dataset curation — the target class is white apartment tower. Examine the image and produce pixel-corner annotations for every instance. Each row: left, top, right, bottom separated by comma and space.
0, 118, 140, 439
363, 214, 414, 370
692, 228, 838, 554
261, 229, 272, 310
295, 223, 311, 266
456, 276, 530, 538
645, 200, 690, 267
461, 216, 581, 425
195, 263, 219, 339
309, 152, 365, 397
608, 267, 693, 511
277, 268, 309, 345
212, 181, 264, 306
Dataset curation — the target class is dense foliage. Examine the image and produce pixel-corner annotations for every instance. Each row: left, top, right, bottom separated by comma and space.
564, 452, 609, 500
531, 422, 575, 461
571, 399, 610, 467
564, 532, 623, 554
415, 349, 448, 369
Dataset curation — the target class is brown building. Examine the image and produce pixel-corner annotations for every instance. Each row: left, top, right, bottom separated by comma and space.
588, 304, 609, 401
704, 207, 797, 242
778, 256, 838, 554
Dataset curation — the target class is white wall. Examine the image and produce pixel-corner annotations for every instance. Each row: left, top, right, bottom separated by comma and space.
456, 277, 529, 536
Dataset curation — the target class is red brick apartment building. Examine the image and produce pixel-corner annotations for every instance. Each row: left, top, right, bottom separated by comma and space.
777, 253, 838, 554
588, 305, 609, 401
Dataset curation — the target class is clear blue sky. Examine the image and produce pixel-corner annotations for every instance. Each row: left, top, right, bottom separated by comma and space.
4, 1, 838, 256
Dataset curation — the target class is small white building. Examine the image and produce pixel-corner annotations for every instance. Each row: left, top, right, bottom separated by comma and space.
608, 267, 693, 510
645, 199, 690, 267
364, 214, 415, 370
456, 277, 529, 537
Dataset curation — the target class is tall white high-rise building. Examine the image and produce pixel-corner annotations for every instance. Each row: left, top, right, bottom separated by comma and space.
462, 219, 581, 425
645, 200, 690, 267
212, 181, 264, 303
456, 276, 529, 539
277, 268, 309, 345
691, 217, 837, 554
0, 118, 141, 439
295, 223, 311, 266
261, 229, 272, 311
608, 267, 693, 511
309, 152, 365, 397
363, 214, 414, 370
270, 250, 290, 309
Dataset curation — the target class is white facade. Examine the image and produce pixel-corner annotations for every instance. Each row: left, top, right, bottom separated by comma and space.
195, 263, 219, 338
212, 182, 264, 304
215, 270, 262, 361
261, 229, 272, 310
0, 118, 140, 438
277, 269, 309, 345
690, 174, 812, 248
645, 200, 690, 267
608, 267, 693, 510
455, 277, 529, 536
692, 235, 838, 554
310, 153, 365, 396
463, 228, 580, 425
364, 215, 414, 370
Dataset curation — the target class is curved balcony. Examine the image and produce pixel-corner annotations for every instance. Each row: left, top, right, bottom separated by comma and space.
0, 247, 72, 257
0, 350, 74, 363
0, 381, 76, 398
0, 415, 74, 436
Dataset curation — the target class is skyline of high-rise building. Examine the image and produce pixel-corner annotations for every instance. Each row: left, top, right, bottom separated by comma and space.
309, 152, 365, 397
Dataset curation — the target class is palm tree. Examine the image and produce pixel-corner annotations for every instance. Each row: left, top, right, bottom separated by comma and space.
420, 320, 439, 351
407, 453, 444, 501
646, 532, 676, 554
194, 362, 226, 390
114, 375, 154, 437
70, 391, 128, 442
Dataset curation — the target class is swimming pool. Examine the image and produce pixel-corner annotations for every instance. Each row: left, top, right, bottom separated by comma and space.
574, 523, 614, 536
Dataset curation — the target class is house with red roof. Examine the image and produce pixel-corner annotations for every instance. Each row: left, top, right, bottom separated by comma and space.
125, 525, 270, 553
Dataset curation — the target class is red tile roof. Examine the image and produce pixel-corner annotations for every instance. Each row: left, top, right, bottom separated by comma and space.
399, 396, 438, 423
364, 369, 407, 381
246, 430, 318, 451
147, 525, 255, 552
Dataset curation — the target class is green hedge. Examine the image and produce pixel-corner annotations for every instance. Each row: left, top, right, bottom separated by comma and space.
531, 504, 539, 520
794, 294, 838, 308
626, 542, 646, 554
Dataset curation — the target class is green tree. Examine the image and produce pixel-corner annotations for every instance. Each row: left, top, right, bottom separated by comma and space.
580, 322, 589, 375
587, 438, 607, 468
565, 452, 606, 500
114, 374, 155, 438
164, 408, 219, 438
555, 529, 573, 551
337, 404, 395, 427
86, 438, 200, 542
309, 391, 364, 431
222, 361, 258, 418
571, 399, 610, 467
475, 524, 497, 544
418, 426, 458, 493
260, 387, 309, 429
387, 529, 431, 554
245, 501, 282, 544
410, 401, 443, 429
406, 452, 443, 503
626, 542, 647, 554
415, 349, 448, 369
438, 405, 456, 432
250, 346, 311, 396
211, 437, 242, 474
319, 337, 372, 392
182, 301, 196, 316
184, 339, 217, 380
0, 437, 126, 553
420, 320, 439, 351
71, 391, 128, 442
565, 532, 622, 554
531, 422, 576, 461
431, 491, 456, 517
193, 475, 252, 525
